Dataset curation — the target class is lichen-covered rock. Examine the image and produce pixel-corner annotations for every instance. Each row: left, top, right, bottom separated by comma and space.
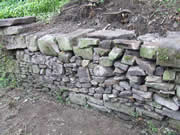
56, 29, 94, 51
145, 82, 175, 90
113, 39, 141, 50
176, 85, 180, 99
137, 33, 161, 42
58, 52, 72, 63
156, 39, 180, 68
69, 93, 87, 105
78, 38, 99, 48
113, 68, 125, 74
38, 35, 59, 56
0, 16, 36, 27
127, 66, 146, 76
0, 26, 27, 35
127, 75, 144, 84
136, 58, 155, 75
156, 108, 180, 120
52, 63, 64, 75
104, 102, 135, 116
114, 61, 129, 71
99, 40, 112, 49
81, 60, 90, 67
163, 70, 176, 81
93, 65, 113, 77
119, 81, 131, 90
26, 34, 39, 52
5, 35, 27, 50
73, 46, 93, 60
99, 57, 113, 67
87, 29, 136, 39
140, 42, 158, 59
94, 48, 109, 56
32, 65, 40, 74
175, 73, 180, 84
108, 47, 123, 61
136, 107, 163, 120
78, 67, 91, 83
132, 89, 152, 99
145, 76, 162, 83
153, 94, 179, 111
121, 53, 136, 65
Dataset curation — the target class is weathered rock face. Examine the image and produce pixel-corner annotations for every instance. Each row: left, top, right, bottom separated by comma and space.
1, 21, 180, 123
0, 16, 36, 27
153, 94, 179, 111
93, 65, 113, 77
38, 35, 59, 56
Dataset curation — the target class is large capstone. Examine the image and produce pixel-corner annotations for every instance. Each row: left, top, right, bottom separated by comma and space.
56, 29, 94, 51
38, 35, 59, 56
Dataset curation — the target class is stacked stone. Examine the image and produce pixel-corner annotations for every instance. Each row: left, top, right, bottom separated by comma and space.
1, 17, 180, 122
13, 29, 180, 121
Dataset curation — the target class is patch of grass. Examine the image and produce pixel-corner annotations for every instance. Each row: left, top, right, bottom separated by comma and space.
147, 120, 159, 134
56, 87, 68, 103
0, 0, 69, 20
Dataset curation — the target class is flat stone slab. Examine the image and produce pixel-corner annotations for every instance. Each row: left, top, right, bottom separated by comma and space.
56, 29, 94, 51
87, 29, 136, 40
153, 94, 179, 111
0, 16, 36, 27
113, 39, 141, 50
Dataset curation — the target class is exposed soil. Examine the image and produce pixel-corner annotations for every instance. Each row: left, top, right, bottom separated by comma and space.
38, 0, 180, 36
0, 88, 142, 135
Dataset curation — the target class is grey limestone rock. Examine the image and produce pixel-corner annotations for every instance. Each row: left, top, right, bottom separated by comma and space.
127, 66, 146, 76
93, 65, 113, 77
0, 16, 36, 27
38, 35, 59, 56
153, 94, 179, 111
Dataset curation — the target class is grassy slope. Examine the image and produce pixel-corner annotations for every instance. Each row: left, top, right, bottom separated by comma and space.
0, 0, 69, 19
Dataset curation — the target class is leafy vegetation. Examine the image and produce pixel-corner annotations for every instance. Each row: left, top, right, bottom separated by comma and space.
159, 0, 180, 13
0, 0, 69, 20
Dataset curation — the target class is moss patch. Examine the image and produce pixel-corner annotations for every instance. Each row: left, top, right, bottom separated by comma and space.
163, 69, 176, 81
0, 46, 17, 88
157, 48, 169, 62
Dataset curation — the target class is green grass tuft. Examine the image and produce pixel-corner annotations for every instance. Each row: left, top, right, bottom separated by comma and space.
0, 0, 69, 20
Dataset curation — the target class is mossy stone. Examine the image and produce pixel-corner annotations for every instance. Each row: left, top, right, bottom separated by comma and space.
157, 47, 180, 68
94, 48, 109, 56
78, 38, 99, 49
99, 57, 113, 67
140, 45, 157, 59
163, 70, 176, 81
121, 54, 136, 65
108, 47, 123, 61
73, 46, 93, 60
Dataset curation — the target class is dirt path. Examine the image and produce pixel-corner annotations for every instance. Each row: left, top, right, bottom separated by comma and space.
0, 88, 141, 135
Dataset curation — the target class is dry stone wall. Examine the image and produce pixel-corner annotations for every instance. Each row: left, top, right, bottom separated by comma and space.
1, 17, 180, 122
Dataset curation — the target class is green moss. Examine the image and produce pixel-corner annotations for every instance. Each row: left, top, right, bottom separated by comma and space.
157, 48, 169, 62
0, 48, 17, 88
175, 52, 180, 59
140, 47, 157, 59
163, 69, 176, 81
121, 54, 135, 65
124, 55, 132, 61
